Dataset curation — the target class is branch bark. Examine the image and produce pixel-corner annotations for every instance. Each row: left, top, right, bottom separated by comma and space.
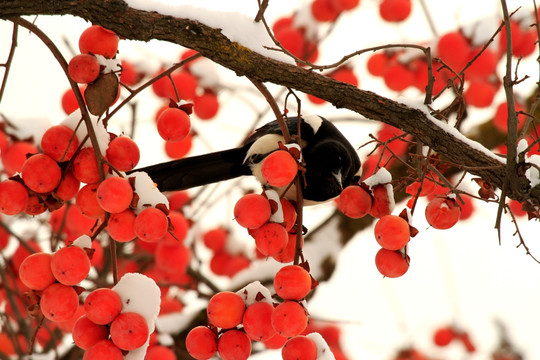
0, 0, 536, 204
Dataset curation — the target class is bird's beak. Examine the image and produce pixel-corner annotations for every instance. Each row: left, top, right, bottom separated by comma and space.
332, 170, 343, 190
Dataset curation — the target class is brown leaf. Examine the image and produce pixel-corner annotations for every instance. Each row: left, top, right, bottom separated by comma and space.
85, 72, 119, 115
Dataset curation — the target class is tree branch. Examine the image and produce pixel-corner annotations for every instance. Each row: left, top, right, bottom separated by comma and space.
0, 0, 535, 204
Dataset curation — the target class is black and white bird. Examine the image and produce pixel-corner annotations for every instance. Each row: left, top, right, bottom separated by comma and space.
135, 115, 361, 204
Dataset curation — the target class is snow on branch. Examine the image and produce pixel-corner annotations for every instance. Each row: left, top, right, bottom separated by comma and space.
0, 0, 536, 204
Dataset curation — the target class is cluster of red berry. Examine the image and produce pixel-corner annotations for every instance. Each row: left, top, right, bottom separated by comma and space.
19, 242, 90, 322
186, 266, 318, 360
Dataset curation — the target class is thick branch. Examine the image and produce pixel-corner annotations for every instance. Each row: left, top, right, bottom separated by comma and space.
0, 0, 535, 203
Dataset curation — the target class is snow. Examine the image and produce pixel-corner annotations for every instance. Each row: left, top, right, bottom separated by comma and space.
236, 280, 273, 306
525, 154, 540, 187
61, 109, 110, 155
95, 54, 122, 79
267, 189, 284, 224
294, 2, 319, 41
400, 98, 506, 164
124, 0, 293, 63
112, 272, 161, 360
306, 332, 336, 360
72, 235, 92, 249
129, 171, 169, 214
364, 167, 392, 188
189, 58, 221, 89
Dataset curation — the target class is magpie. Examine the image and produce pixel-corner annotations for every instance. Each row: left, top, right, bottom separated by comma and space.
134, 115, 361, 204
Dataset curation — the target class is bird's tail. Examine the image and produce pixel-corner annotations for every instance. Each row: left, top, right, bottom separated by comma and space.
133, 147, 251, 192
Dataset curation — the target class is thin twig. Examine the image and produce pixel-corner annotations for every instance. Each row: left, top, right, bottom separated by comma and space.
0, 23, 18, 103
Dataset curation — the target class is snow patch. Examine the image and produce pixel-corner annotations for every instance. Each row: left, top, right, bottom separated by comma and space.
124, 0, 293, 63
129, 171, 169, 214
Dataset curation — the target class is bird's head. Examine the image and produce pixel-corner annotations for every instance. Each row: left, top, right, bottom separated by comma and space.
302, 140, 360, 202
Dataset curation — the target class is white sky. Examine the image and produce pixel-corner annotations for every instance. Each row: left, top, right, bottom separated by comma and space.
1, 1, 540, 359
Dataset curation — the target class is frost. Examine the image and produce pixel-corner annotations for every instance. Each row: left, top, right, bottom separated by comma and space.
306, 332, 336, 360
129, 171, 169, 214
61, 109, 110, 155
125, 0, 293, 63
236, 280, 273, 306
112, 273, 161, 360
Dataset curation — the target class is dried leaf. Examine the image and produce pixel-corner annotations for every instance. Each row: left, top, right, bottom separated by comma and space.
85, 72, 119, 115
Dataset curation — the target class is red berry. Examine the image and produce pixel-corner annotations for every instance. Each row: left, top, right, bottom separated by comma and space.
40, 283, 80, 321
134, 207, 168, 242
157, 108, 191, 142
186, 326, 218, 360
0, 180, 28, 215
76, 183, 105, 219
68, 54, 101, 84
155, 242, 191, 276
21, 154, 62, 194
311, 0, 340, 22
374, 248, 409, 278
467, 47, 497, 79
72, 315, 109, 350
72, 147, 107, 184
369, 184, 393, 218
83, 339, 123, 360
207, 291, 246, 329
18, 252, 56, 290
164, 134, 193, 159
203, 227, 228, 252
106, 209, 137, 242
168, 71, 198, 101
383, 63, 414, 92
162, 210, 190, 245
274, 265, 312, 300
374, 215, 410, 250
271, 301, 308, 337
263, 333, 289, 349
464, 79, 497, 108
261, 150, 298, 187
110, 312, 149, 350
234, 193, 271, 229
194, 90, 220, 120
282, 336, 318, 360
331, 0, 360, 11
379, 0, 412, 22
119, 60, 142, 86
272, 233, 303, 263
61, 86, 85, 114
275, 26, 306, 59
41, 125, 80, 162
56, 170, 80, 201
332, 67, 359, 86
367, 53, 389, 76
2, 141, 39, 176
79, 25, 119, 59
145, 345, 176, 360
255, 222, 289, 256
242, 301, 276, 341
217, 330, 252, 360
96, 176, 133, 213
437, 31, 471, 71
433, 326, 456, 347
425, 197, 461, 229
493, 101, 526, 133
84, 288, 123, 325
106, 136, 140, 171
337, 185, 372, 218
51, 245, 91, 285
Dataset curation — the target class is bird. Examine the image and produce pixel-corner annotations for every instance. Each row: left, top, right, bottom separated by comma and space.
133, 115, 361, 204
